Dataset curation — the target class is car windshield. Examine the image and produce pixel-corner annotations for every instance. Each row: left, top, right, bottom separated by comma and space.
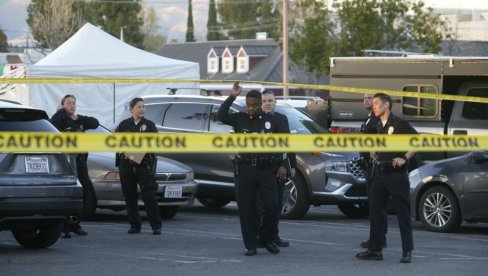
86, 125, 112, 134
275, 106, 328, 134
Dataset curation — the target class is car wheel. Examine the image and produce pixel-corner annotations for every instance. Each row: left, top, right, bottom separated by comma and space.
419, 186, 461, 232
197, 198, 231, 208
338, 203, 369, 218
159, 206, 179, 219
82, 185, 97, 220
12, 223, 63, 249
281, 173, 310, 220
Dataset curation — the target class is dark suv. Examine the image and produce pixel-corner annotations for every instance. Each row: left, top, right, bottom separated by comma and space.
0, 101, 83, 248
121, 95, 368, 219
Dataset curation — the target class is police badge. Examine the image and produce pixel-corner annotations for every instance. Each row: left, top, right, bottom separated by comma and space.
388, 126, 394, 135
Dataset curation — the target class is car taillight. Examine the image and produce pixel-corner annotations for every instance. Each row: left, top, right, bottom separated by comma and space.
329, 127, 339, 134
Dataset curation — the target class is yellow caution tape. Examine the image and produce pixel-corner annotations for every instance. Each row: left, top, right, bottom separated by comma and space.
0, 78, 487, 103
1, 132, 487, 153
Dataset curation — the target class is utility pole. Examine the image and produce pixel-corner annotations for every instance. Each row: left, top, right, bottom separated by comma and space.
282, 0, 289, 97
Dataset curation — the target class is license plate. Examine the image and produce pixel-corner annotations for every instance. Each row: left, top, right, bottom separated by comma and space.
164, 185, 182, 198
25, 156, 49, 173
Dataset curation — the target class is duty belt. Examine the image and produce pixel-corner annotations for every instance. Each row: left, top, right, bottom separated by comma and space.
237, 156, 277, 169
374, 160, 406, 172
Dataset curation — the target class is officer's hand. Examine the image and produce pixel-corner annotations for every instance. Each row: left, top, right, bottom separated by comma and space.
370, 152, 377, 162
277, 166, 287, 182
290, 168, 296, 178
231, 81, 242, 97
392, 157, 406, 168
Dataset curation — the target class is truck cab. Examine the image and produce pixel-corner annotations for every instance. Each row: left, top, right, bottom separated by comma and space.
328, 56, 488, 162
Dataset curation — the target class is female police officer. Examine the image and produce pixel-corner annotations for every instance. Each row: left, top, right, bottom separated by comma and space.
50, 94, 99, 238
115, 98, 162, 235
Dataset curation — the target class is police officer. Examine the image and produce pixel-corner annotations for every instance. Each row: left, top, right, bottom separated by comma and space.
358, 93, 387, 249
218, 82, 287, 256
50, 94, 99, 238
356, 93, 417, 263
115, 97, 162, 235
261, 89, 296, 248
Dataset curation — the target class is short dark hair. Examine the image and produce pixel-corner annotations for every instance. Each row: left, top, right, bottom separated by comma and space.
246, 90, 262, 101
61, 94, 76, 105
129, 97, 144, 109
261, 89, 275, 96
374, 93, 393, 110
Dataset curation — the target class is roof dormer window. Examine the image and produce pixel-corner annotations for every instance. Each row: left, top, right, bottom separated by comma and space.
222, 47, 234, 74
207, 48, 219, 74
236, 46, 249, 74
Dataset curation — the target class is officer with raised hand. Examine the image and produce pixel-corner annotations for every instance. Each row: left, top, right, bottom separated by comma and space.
218, 82, 287, 256
50, 94, 99, 238
356, 93, 417, 263
260, 89, 295, 248
358, 93, 387, 249
115, 97, 162, 235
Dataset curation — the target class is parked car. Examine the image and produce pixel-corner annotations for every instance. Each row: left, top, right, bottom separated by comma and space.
118, 95, 368, 219
0, 101, 82, 248
275, 96, 329, 129
409, 151, 488, 232
84, 126, 198, 220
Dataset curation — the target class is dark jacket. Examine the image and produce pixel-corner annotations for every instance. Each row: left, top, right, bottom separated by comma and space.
217, 95, 287, 165
50, 108, 99, 133
274, 111, 297, 169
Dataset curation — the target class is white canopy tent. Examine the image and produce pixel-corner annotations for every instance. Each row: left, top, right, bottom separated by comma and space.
28, 23, 200, 127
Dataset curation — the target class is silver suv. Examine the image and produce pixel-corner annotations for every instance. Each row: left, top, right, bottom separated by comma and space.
119, 95, 367, 219
0, 101, 83, 248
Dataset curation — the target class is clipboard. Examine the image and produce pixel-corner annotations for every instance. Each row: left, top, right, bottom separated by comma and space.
124, 152, 146, 164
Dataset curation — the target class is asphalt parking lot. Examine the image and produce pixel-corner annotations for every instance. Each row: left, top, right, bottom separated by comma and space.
1, 204, 487, 276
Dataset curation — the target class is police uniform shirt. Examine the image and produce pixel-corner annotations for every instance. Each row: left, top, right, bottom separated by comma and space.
50, 108, 99, 133
115, 117, 157, 166
360, 112, 380, 159
217, 95, 286, 161
376, 113, 418, 162
274, 111, 297, 169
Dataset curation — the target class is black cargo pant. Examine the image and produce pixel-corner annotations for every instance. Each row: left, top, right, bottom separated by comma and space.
365, 165, 387, 243
119, 158, 162, 231
257, 177, 285, 241
63, 155, 92, 233
369, 166, 413, 252
235, 164, 278, 250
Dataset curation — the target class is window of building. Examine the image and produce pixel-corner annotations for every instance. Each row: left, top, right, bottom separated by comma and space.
462, 88, 488, 120
402, 85, 438, 117
162, 103, 207, 131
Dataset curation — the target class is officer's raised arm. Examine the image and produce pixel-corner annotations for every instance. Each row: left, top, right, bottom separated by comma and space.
217, 81, 242, 126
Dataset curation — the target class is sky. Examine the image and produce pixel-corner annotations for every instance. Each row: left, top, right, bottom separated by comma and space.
1, 0, 488, 47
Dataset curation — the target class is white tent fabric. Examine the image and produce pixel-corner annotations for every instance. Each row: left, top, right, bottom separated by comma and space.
28, 23, 200, 127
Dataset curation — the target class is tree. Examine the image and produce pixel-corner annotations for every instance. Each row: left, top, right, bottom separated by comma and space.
217, 0, 279, 39
186, 0, 195, 42
26, 0, 83, 49
82, 0, 145, 49
141, 7, 165, 52
333, 0, 452, 55
0, 28, 8, 52
287, 0, 452, 77
207, 0, 224, 41
288, 1, 336, 79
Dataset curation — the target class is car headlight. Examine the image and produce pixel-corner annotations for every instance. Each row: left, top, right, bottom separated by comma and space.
325, 161, 350, 172
104, 172, 120, 181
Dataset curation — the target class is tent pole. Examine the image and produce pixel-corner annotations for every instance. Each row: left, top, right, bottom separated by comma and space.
113, 83, 116, 124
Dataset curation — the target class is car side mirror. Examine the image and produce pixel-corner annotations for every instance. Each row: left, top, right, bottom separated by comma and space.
472, 152, 488, 164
